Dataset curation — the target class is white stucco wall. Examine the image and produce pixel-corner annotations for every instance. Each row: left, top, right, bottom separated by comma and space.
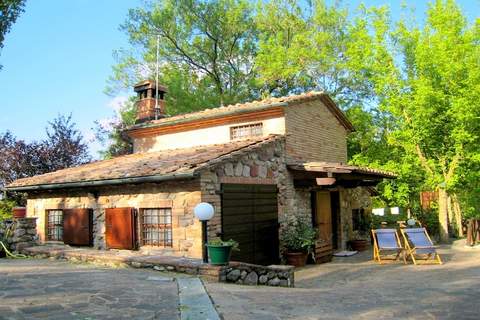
133, 117, 286, 153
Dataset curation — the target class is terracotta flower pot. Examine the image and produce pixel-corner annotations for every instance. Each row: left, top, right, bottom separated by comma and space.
12, 207, 26, 219
349, 239, 369, 252
286, 251, 308, 267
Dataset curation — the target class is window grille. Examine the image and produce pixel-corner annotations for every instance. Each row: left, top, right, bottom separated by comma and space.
141, 208, 173, 247
46, 210, 63, 241
230, 123, 263, 140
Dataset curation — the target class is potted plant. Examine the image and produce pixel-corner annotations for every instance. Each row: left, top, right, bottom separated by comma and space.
348, 230, 369, 251
282, 217, 317, 267
206, 238, 239, 265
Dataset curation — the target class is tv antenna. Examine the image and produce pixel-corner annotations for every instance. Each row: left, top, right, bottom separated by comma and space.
154, 34, 160, 120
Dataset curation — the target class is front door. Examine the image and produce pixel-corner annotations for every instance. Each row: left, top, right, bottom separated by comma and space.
316, 191, 333, 246
105, 208, 136, 250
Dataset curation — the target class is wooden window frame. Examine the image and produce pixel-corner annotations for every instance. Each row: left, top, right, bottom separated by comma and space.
140, 208, 173, 247
46, 209, 63, 241
230, 122, 263, 140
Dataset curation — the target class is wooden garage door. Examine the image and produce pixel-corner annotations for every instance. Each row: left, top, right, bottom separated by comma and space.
105, 208, 136, 250
222, 184, 279, 265
63, 209, 92, 246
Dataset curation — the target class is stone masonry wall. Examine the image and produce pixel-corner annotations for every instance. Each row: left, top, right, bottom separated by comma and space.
221, 262, 294, 287
338, 187, 372, 250
199, 139, 315, 259
26, 180, 204, 259
200, 140, 290, 239
1, 217, 38, 252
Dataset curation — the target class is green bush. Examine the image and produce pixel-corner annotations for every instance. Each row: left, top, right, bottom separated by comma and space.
0, 199, 16, 222
281, 215, 317, 253
414, 208, 440, 238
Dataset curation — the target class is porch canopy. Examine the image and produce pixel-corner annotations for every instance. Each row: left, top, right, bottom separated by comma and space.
287, 161, 396, 188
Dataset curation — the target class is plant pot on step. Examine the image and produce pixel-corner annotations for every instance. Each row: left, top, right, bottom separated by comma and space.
286, 251, 308, 267
349, 239, 369, 251
206, 238, 239, 265
206, 244, 232, 265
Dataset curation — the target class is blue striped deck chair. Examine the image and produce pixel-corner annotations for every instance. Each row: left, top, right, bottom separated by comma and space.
400, 228, 442, 265
371, 229, 406, 264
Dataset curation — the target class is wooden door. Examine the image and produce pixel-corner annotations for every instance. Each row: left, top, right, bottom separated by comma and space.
105, 208, 136, 250
63, 209, 92, 246
316, 191, 332, 246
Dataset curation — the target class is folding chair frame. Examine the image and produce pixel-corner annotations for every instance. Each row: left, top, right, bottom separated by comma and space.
400, 228, 443, 265
372, 229, 406, 264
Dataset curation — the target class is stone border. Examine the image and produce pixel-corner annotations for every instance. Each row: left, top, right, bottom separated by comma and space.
220, 261, 294, 287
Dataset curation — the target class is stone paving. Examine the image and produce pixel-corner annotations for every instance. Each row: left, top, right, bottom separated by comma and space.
206, 240, 480, 320
0, 259, 180, 319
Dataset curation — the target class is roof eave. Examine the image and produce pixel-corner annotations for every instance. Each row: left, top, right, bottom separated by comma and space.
5, 171, 198, 192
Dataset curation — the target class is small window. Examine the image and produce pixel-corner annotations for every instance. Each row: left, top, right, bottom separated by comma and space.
46, 210, 63, 241
230, 123, 263, 140
141, 208, 173, 247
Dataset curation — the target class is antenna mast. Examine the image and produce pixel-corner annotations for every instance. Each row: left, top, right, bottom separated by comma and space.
155, 34, 160, 120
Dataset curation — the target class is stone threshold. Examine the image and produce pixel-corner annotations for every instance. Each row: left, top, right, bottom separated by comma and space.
21, 245, 222, 280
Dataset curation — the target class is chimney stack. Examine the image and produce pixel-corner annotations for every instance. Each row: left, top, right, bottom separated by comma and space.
133, 80, 167, 123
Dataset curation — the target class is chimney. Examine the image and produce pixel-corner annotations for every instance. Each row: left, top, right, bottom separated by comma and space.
133, 80, 167, 123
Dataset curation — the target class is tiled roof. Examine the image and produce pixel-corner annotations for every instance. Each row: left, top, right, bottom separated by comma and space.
287, 161, 396, 178
127, 91, 354, 133
6, 135, 284, 190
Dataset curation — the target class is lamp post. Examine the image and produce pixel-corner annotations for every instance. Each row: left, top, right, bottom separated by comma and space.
194, 202, 214, 263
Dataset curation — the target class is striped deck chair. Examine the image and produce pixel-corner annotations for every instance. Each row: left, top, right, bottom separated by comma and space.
371, 229, 406, 264
400, 228, 442, 265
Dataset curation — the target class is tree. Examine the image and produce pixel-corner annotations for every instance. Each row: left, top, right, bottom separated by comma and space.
0, 0, 26, 69
0, 114, 91, 210
108, 0, 259, 107
94, 98, 137, 159
42, 114, 91, 171
370, 0, 480, 241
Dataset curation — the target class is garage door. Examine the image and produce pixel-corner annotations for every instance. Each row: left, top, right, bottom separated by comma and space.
221, 184, 279, 265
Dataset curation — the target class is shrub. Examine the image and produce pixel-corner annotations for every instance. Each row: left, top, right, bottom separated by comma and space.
281, 215, 317, 253
0, 199, 16, 222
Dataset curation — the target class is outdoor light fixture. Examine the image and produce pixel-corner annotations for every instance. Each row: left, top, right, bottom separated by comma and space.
407, 218, 416, 227
194, 202, 215, 263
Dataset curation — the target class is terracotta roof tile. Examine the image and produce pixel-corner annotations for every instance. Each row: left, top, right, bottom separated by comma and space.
7, 135, 284, 190
127, 91, 354, 132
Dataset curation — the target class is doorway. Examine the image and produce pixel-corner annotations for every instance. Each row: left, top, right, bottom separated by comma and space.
313, 190, 340, 254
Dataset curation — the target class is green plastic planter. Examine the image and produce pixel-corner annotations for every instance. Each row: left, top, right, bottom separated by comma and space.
206, 244, 232, 265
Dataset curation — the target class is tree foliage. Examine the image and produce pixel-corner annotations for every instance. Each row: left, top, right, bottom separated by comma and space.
0, 114, 90, 209
0, 0, 26, 69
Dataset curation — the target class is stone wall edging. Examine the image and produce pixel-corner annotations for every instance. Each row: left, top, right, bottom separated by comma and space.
220, 261, 294, 287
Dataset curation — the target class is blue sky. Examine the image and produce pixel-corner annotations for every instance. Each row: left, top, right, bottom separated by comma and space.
0, 1, 478, 158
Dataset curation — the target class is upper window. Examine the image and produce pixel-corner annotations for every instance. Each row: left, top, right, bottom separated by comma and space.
230, 123, 263, 140
140, 208, 173, 247
46, 209, 63, 241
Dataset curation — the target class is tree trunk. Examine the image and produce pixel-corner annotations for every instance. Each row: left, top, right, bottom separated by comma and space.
438, 188, 449, 242
447, 195, 454, 235
451, 193, 464, 237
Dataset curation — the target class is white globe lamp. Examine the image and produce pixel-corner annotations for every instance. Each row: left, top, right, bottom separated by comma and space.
194, 202, 215, 263
194, 202, 215, 221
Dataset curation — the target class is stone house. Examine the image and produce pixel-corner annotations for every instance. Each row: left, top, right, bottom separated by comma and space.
6, 80, 394, 265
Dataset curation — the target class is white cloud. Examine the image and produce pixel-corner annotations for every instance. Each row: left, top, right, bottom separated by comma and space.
107, 96, 129, 113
